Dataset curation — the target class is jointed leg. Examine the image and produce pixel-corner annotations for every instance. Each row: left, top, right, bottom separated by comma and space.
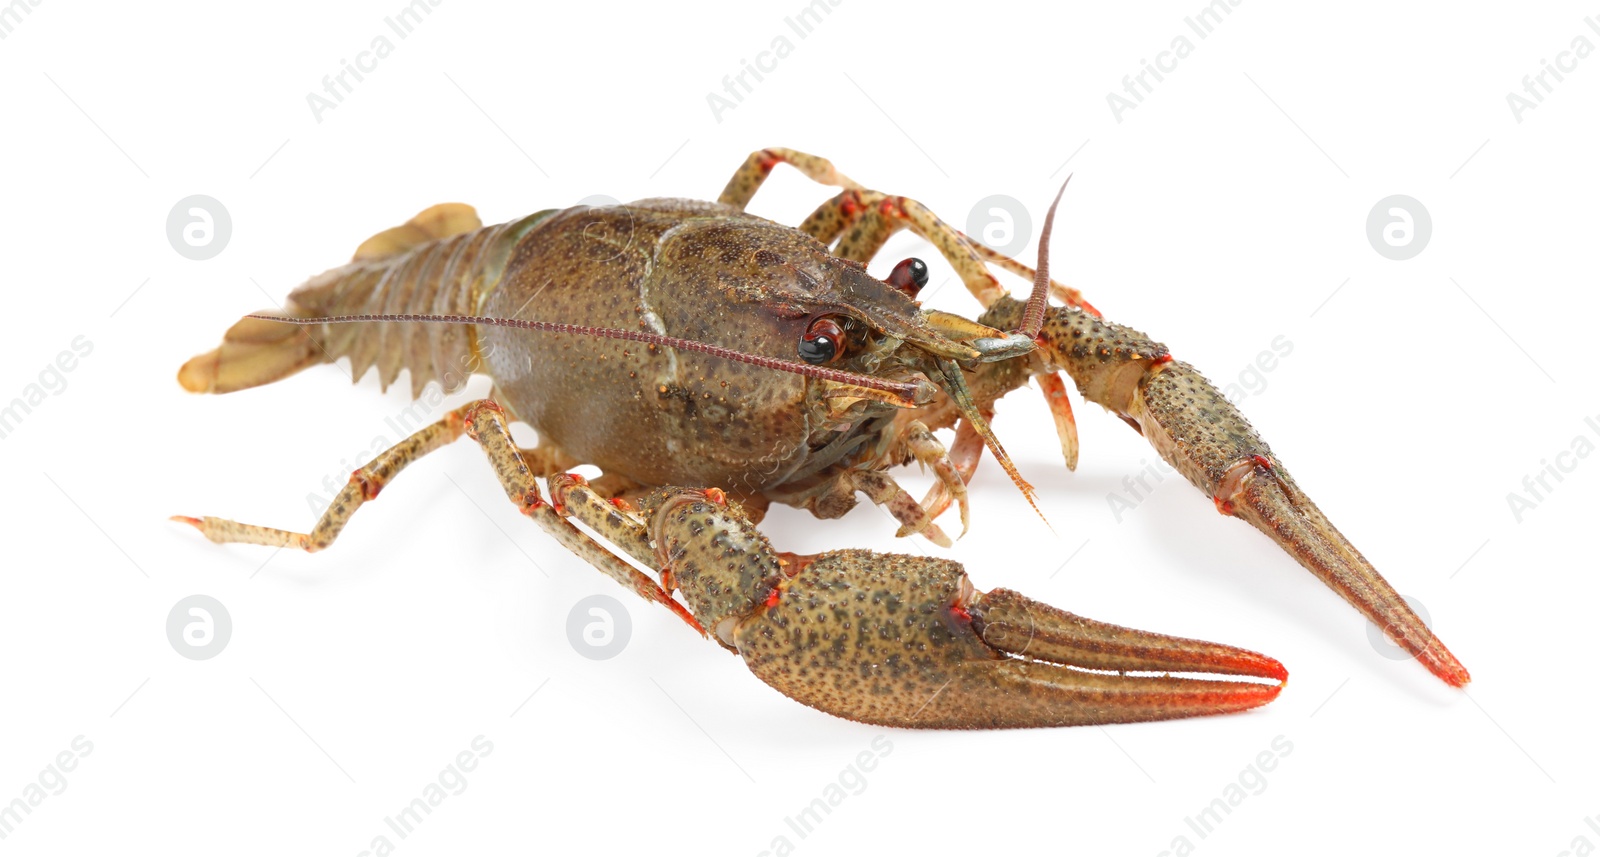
548, 479, 771, 629
720, 147, 1093, 312
174, 400, 701, 632
174, 406, 471, 550
570, 483, 1288, 727
547, 473, 655, 569
514, 441, 578, 478
1034, 370, 1080, 471
718, 148, 863, 211
850, 470, 952, 548
177, 408, 1290, 727
961, 236, 1097, 315
887, 419, 969, 539
840, 194, 1009, 306
441, 402, 703, 631
907, 411, 987, 534
719, 148, 1090, 534
795, 191, 858, 246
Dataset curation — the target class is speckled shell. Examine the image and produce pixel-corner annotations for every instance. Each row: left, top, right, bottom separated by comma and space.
733, 549, 1001, 727
477, 199, 924, 495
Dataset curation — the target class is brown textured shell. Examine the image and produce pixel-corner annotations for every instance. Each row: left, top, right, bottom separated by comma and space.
733, 549, 1002, 727
295, 210, 551, 398
1134, 363, 1272, 490
477, 199, 941, 497
731, 549, 1280, 729
638, 491, 787, 649
982, 294, 1272, 493
172, 149, 1469, 723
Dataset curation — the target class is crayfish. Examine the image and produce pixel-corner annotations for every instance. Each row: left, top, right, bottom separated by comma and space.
173, 148, 1467, 729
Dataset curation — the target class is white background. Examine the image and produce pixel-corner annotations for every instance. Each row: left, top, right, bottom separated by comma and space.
1, 1, 1595, 854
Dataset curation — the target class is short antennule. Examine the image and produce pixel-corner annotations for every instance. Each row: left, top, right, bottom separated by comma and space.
245, 312, 926, 405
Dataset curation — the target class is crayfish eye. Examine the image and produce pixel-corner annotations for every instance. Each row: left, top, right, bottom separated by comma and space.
886, 257, 930, 299
798, 317, 845, 365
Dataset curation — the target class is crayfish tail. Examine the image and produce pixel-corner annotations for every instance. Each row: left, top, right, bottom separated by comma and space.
177, 311, 323, 394
177, 203, 552, 399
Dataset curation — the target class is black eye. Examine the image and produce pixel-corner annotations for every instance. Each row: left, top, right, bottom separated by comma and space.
886, 257, 929, 299
799, 317, 845, 364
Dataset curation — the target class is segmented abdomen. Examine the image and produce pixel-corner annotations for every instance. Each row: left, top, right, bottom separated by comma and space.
286, 211, 552, 397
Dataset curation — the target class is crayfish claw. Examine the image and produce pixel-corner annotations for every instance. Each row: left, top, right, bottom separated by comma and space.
732, 551, 1284, 728
996, 296, 1470, 689
1132, 361, 1470, 688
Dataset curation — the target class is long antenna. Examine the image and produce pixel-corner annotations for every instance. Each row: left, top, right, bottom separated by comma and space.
246, 312, 926, 405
